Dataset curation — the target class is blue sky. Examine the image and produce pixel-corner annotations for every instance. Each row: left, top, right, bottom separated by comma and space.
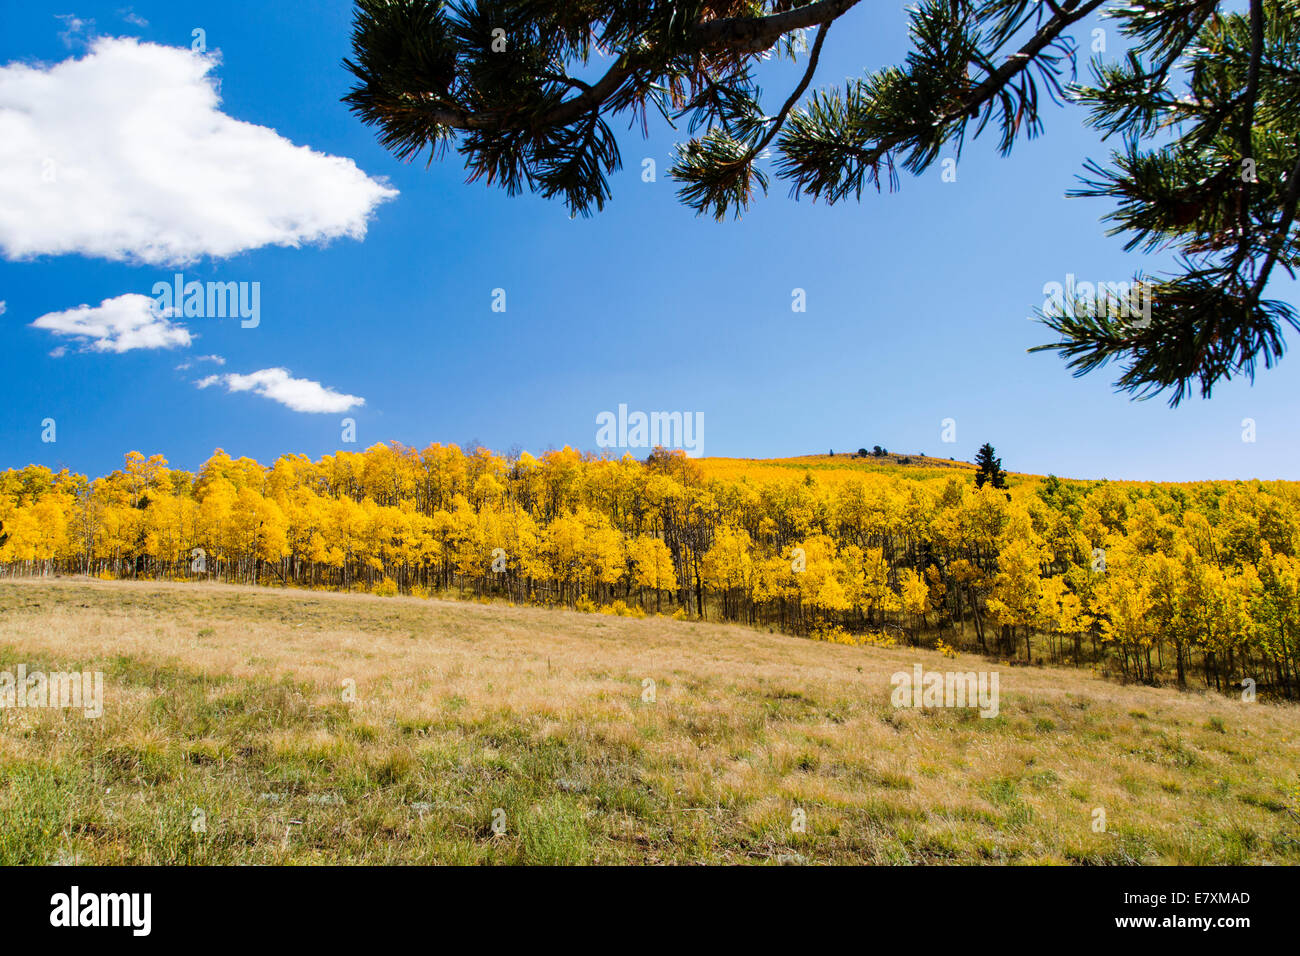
1, 1, 1295, 482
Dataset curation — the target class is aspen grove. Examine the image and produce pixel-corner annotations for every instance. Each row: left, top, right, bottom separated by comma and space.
3, 445, 1297, 698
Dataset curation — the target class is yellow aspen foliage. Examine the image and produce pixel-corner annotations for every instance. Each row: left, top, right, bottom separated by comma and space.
1, 446, 1298, 696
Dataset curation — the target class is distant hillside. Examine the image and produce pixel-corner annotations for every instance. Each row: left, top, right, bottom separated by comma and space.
699, 451, 1000, 485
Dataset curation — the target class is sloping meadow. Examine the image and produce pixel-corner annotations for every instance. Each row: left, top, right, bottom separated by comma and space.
0, 579, 1296, 864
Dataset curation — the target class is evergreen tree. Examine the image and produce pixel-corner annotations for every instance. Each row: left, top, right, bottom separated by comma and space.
974, 443, 1007, 490
344, 0, 1300, 404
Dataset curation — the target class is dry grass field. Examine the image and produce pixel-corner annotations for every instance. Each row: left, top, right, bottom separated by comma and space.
0, 577, 1297, 865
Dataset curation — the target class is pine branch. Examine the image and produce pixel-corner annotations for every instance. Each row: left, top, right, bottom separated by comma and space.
947, 0, 1106, 132
669, 21, 832, 219
383, 0, 864, 135
752, 22, 831, 160
692, 0, 864, 53
1231, 0, 1266, 276
1250, 150, 1300, 301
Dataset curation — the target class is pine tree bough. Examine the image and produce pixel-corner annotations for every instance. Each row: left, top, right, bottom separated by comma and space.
344, 0, 1300, 405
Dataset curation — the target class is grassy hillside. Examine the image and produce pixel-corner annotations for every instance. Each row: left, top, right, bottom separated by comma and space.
699, 452, 987, 485
1, 578, 1296, 864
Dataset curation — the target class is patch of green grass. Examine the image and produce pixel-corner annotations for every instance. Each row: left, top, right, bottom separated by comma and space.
516, 797, 592, 865
982, 777, 1020, 806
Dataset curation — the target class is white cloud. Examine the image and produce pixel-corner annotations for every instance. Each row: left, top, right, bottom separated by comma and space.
56, 15, 95, 48
0, 300, 5, 314
176, 353, 224, 370
197, 367, 364, 414
0, 37, 397, 265
32, 292, 191, 352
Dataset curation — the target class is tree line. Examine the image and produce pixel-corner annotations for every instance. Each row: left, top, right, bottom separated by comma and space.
2, 444, 1297, 698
